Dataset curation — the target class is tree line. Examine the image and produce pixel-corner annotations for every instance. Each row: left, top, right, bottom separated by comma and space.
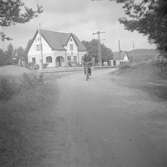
1, 0, 167, 64
82, 39, 113, 65
0, 43, 26, 66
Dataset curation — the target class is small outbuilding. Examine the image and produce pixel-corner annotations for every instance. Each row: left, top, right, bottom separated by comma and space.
113, 51, 129, 66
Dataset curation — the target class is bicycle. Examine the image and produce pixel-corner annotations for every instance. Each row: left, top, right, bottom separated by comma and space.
85, 66, 91, 81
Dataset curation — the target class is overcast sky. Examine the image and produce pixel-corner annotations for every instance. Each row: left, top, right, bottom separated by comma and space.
0, 0, 156, 51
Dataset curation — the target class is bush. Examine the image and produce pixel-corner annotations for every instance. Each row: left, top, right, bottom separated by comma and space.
0, 72, 44, 101
21, 72, 43, 89
43, 63, 48, 69
0, 77, 20, 100
119, 63, 131, 70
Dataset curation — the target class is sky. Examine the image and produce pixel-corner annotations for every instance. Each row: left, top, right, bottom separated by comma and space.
0, 0, 156, 51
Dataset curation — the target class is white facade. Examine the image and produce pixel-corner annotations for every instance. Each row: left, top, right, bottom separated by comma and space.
28, 32, 86, 68
114, 52, 129, 66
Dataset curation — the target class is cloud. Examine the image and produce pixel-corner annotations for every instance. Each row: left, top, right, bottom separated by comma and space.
25, 0, 90, 14
0, 0, 156, 51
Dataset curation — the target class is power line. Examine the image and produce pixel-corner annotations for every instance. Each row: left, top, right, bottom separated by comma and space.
92, 31, 105, 66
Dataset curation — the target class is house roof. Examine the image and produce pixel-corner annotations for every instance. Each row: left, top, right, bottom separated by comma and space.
26, 29, 86, 52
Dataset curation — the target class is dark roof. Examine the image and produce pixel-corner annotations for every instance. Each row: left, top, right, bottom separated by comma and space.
27, 29, 86, 52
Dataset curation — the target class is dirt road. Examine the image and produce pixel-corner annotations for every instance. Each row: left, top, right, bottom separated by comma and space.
2, 68, 166, 167
44, 69, 166, 167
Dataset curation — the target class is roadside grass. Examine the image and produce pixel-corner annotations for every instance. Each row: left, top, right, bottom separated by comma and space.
0, 73, 43, 101
0, 65, 44, 101
0, 66, 61, 167
111, 61, 167, 101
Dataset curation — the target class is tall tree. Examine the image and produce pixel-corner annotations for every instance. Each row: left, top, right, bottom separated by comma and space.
5, 43, 14, 64
0, 0, 43, 40
6, 43, 14, 57
0, 44, 14, 65
94, 0, 167, 56
16, 46, 26, 65
119, 0, 167, 55
82, 39, 113, 64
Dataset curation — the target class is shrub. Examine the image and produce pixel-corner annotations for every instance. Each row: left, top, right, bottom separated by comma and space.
0, 77, 19, 100
43, 63, 48, 69
119, 63, 131, 70
0, 72, 44, 101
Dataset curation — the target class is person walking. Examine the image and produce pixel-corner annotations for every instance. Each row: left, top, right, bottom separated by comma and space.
82, 54, 92, 80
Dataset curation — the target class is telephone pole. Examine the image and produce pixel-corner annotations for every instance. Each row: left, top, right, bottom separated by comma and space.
38, 23, 43, 70
93, 31, 105, 66
118, 40, 121, 58
132, 40, 135, 50
118, 40, 121, 52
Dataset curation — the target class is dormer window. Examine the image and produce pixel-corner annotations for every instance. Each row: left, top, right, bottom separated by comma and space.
36, 44, 41, 51
70, 44, 73, 50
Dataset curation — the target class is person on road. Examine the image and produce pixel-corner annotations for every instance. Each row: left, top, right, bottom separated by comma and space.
82, 54, 92, 80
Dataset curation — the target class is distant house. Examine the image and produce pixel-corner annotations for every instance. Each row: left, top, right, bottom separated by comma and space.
113, 51, 129, 66
27, 29, 87, 68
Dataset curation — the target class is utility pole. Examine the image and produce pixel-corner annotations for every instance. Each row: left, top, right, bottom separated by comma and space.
132, 40, 135, 50
38, 23, 43, 70
118, 40, 121, 58
93, 31, 105, 66
118, 40, 121, 52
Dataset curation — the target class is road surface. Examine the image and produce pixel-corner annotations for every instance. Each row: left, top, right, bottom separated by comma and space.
40, 69, 167, 167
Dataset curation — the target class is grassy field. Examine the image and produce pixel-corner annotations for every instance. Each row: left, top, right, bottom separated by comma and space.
111, 61, 167, 100
0, 66, 61, 167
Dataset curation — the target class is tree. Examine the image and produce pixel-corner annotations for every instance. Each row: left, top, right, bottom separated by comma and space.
4, 43, 14, 64
82, 39, 113, 65
16, 46, 26, 65
113, 0, 167, 57
0, 0, 43, 40
93, 0, 167, 57
0, 48, 7, 66
6, 43, 14, 57
0, 44, 13, 66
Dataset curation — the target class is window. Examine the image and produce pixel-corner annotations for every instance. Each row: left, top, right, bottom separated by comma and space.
74, 56, 77, 62
36, 44, 41, 51
32, 57, 36, 64
70, 44, 73, 51
46, 56, 52, 63
67, 56, 71, 61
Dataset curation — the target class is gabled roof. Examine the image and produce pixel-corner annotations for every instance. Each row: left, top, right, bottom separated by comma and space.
27, 29, 86, 52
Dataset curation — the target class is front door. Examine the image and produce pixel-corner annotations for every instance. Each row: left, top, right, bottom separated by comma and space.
56, 56, 64, 67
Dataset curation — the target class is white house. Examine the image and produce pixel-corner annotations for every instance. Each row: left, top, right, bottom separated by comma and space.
113, 51, 130, 66
27, 29, 87, 68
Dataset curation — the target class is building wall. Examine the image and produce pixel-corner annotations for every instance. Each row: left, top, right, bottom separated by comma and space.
78, 51, 87, 65
28, 32, 86, 67
28, 32, 54, 66
64, 36, 86, 65
122, 55, 129, 62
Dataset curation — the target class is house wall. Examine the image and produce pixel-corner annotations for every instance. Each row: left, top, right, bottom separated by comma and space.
64, 36, 86, 65
28, 32, 87, 68
28, 33, 55, 66
28, 33, 66, 67
78, 51, 87, 65
122, 55, 129, 62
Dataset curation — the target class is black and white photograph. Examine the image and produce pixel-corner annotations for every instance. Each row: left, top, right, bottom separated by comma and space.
0, 0, 167, 166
